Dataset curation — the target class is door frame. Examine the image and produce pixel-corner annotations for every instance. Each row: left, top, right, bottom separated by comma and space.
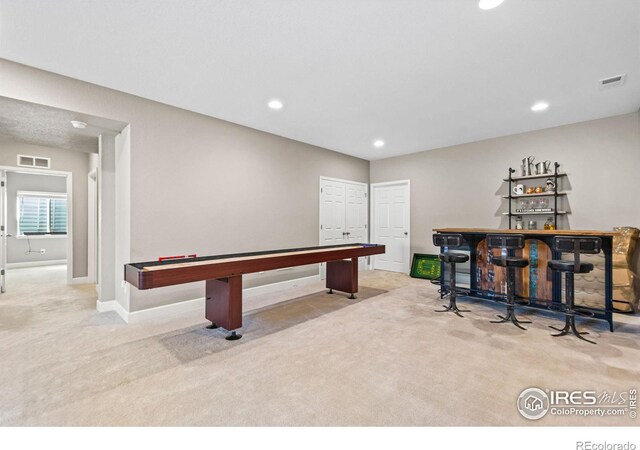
0, 165, 73, 285
87, 169, 98, 284
0, 171, 6, 293
318, 176, 369, 278
370, 180, 411, 272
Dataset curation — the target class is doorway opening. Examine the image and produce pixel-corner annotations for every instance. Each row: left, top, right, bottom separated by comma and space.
0, 96, 128, 313
0, 167, 72, 292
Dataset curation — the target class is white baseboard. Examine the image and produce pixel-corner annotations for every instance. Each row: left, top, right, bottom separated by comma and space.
244, 274, 320, 298
126, 297, 204, 324
106, 274, 322, 324
69, 276, 90, 285
7, 259, 67, 269
96, 299, 128, 323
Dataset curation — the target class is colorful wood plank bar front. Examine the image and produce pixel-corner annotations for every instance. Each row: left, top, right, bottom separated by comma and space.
433, 228, 615, 331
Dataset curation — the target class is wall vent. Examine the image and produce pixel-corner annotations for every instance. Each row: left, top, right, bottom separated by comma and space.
599, 74, 626, 89
17, 155, 51, 169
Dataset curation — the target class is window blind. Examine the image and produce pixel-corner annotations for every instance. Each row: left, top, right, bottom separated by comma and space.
17, 192, 68, 235
49, 198, 68, 234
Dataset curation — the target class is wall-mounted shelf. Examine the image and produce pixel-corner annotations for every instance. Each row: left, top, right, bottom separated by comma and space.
503, 172, 567, 182
502, 211, 568, 216
502, 192, 568, 199
503, 162, 570, 229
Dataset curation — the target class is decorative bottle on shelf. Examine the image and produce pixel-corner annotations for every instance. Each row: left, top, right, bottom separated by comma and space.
515, 216, 523, 230
544, 217, 555, 230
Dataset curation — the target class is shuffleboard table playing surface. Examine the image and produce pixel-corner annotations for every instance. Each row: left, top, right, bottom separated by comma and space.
124, 243, 385, 339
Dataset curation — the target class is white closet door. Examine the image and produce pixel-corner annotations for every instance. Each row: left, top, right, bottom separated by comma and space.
320, 179, 346, 246
320, 177, 369, 278
345, 182, 367, 270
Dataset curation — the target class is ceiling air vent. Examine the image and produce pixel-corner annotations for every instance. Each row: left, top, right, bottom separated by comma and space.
599, 74, 626, 89
17, 155, 51, 169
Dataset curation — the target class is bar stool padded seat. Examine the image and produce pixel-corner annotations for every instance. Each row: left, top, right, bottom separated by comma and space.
547, 260, 594, 273
493, 257, 528, 268
439, 253, 469, 264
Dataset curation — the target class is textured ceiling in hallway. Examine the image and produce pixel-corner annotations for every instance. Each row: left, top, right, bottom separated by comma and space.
0, 96, 127, 153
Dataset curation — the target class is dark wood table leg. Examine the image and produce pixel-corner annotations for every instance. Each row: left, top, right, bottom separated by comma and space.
326, 258, 358, 299
205, 275, 243, 340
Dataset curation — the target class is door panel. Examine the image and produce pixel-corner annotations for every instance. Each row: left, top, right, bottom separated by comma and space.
321, 179, 346, 246
320, 179, 346, 278
373, 182, 410, 273
345, 183, 367, 270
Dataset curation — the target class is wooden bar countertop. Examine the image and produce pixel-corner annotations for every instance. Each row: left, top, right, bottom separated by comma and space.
433, 228, 619, 237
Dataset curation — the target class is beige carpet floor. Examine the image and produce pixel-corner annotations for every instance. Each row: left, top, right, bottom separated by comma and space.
0, 265, 638, 426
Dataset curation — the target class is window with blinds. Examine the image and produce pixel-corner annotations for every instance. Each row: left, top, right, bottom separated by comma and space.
17, 192, 68, 235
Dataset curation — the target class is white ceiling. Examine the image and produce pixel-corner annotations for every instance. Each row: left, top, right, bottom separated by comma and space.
1, 0, 638, 160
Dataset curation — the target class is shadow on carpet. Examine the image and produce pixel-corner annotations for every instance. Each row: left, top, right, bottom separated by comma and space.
160, 285, 387, 362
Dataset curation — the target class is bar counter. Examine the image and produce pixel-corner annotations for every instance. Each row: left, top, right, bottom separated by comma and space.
433, 228, 619, 331
434, 228, 618, 237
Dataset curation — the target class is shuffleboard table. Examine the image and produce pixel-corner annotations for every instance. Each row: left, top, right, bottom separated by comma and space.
125, 243, 385, 340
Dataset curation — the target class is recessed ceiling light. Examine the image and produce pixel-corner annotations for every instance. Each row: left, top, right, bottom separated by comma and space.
373, 139, 385, 148
479, 0, 505, 10
268, 99, 283, 110
530, 101, 550, 112
70, 120, 87, 129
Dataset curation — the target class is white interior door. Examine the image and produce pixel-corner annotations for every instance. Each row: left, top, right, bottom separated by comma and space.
0, 171, 7, 293
372, 181, 410, 273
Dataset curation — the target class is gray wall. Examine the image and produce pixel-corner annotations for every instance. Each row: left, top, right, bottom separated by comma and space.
0, 59, 369, 311
371, 112, 640, 268
2, 59, 638, 312
0, 139, 91, 277
5, 172, 67, 264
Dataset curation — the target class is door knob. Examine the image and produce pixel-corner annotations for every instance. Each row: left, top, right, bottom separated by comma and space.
404, 232, 408, 236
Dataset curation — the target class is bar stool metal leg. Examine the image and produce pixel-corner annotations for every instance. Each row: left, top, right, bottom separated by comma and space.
435, 261, 470, 317
549, 273, 595, 344
490, 266, 531, 330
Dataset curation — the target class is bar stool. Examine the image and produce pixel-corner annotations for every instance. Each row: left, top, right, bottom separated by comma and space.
486, 234, 531, 330
433, 233, 470, 317
548, 236, 601, 344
